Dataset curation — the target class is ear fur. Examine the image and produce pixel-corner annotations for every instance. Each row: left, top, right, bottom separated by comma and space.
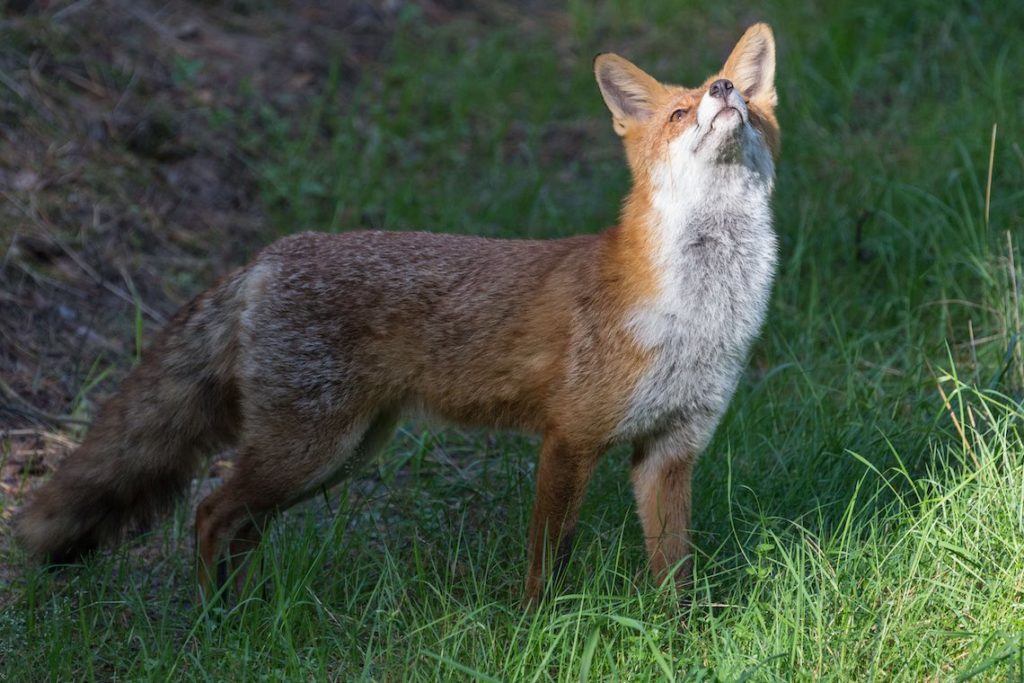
722, 23, 777, 106
594, 53, 666, 136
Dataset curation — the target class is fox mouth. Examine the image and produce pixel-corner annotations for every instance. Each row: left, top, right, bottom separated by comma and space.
711, 106, 742, 126
691, 106, 747, 155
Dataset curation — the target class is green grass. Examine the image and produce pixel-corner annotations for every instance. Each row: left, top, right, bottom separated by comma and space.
4, 0, 1024, 679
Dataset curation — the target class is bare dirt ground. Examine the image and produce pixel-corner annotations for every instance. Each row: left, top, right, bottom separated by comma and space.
0, 0, 475, 564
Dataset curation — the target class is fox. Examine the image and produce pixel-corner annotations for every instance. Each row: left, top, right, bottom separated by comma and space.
16, 24, 779, 606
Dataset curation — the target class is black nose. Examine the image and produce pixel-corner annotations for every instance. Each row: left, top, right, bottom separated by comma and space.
709, 79, 734, 99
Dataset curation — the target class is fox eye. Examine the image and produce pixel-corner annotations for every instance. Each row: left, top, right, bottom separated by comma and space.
669, 108, 689, 122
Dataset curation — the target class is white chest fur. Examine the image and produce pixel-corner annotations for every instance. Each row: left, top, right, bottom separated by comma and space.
614, 131, 778, 447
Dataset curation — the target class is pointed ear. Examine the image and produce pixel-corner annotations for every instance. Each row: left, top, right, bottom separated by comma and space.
722, 23, 776, 106
594, 53, 665, 135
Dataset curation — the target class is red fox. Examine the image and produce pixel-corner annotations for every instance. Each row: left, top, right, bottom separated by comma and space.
17, 24, 779, 605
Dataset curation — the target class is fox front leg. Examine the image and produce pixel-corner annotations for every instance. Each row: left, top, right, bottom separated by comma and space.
523, 435, 603, 607
631, 435, 697, 591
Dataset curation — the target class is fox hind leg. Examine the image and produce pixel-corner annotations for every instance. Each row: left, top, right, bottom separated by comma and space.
227, 409, 398, 594
225, 514, 268, 594
195, 409, 399, 598
196, 478, 252, 599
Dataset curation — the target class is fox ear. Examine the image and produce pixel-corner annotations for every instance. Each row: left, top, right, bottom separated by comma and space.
722, 23, 776, 106
594, 53, 665, 136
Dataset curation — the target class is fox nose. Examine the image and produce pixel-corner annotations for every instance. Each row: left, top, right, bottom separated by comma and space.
708, 79, 734, 99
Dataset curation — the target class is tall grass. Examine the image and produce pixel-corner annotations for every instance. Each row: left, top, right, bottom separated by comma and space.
3, 0, 1023, 679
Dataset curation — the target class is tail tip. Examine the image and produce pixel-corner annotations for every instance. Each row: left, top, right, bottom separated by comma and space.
15, 497, 96, 565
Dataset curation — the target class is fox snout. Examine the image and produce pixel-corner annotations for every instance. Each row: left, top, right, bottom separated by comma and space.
697, 79, 748, 130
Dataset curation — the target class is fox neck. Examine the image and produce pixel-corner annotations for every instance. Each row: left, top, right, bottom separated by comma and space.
615, 153, 775, 298
606, 151, 777, 351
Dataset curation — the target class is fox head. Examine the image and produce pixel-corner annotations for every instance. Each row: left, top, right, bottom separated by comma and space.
594, 24, 778, 192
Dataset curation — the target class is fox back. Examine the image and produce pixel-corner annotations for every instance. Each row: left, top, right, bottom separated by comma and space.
17, 24, 780, 606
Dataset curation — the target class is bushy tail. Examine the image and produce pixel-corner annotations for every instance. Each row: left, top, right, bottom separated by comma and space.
16, 268, 249, 563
